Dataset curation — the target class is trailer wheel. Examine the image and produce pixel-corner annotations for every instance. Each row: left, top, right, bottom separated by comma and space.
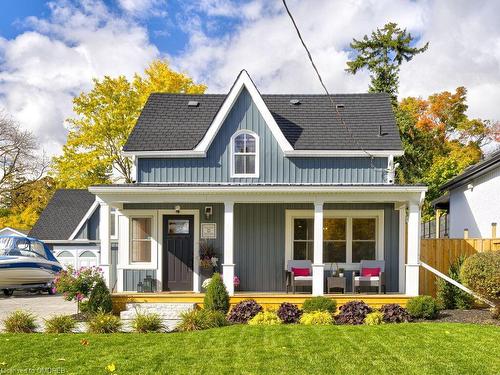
3, 289, 14, 297
47, 284, 56, 295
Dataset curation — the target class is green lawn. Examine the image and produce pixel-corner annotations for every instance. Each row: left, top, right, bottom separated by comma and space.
0, 324, 499, 374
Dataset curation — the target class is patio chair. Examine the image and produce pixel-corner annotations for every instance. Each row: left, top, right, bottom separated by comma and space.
286, 260, 313, 294
352, 260, 386, 294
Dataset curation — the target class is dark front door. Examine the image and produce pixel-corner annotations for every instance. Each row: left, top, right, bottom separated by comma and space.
162, 215, 194, 291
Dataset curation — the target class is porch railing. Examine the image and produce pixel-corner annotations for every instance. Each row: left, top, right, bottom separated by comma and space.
420, 261, 495, 308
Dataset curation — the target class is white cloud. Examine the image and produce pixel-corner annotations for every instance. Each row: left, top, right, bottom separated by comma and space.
0, 0, 159, 156
117, 0, 167, 17
174, 0, 500, 124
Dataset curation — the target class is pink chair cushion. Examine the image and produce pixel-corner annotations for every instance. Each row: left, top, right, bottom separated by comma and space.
361, 267, 381, 277
292, 267, 310, 276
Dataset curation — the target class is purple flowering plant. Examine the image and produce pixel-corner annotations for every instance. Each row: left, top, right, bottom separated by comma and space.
54, 265, 104, 312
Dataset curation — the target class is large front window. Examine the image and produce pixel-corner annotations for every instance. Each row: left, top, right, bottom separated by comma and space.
131, 217, 152, 263
292, 215, 379, 264
232, 131, 258, 177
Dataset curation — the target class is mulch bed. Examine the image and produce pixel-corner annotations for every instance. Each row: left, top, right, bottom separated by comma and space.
431, 309, 499, 325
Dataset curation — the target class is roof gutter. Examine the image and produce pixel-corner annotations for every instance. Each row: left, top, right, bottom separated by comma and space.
89, 184, 427, 195
122, 149, 404, 158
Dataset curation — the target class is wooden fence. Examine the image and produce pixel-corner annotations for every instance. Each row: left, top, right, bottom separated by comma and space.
419, 238, 500, 296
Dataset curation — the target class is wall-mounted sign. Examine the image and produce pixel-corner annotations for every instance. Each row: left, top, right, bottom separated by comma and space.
201, 223, 217, 239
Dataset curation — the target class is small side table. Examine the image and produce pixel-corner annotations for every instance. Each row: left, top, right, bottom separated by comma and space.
327, 276, 346, 294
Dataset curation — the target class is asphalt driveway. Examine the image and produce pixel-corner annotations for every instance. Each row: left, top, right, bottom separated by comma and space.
0, 292, 76, 324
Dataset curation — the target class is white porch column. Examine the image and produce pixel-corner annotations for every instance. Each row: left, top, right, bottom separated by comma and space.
312, 201, 324, 296
98, 201, 111, 287
397, 204, 406, 294
405, 202, 421, 296
222, 201, 235, 296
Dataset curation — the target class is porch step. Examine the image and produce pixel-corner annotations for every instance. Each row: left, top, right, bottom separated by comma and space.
120, 302, 196, 331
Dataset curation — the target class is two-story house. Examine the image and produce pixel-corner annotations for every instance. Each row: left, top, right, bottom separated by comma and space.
82, 70, 426, 298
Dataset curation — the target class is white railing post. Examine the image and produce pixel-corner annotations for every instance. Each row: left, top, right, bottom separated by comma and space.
312, 201, 324, 296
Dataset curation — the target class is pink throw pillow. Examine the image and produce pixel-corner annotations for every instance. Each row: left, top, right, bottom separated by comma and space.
361, 267, 381, 277
292, 267, 310, 277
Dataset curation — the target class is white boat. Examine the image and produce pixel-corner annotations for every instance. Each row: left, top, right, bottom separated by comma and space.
0, 236, 63, 296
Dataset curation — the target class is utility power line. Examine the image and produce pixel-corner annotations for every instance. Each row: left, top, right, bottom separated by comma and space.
282, 0, 375, 164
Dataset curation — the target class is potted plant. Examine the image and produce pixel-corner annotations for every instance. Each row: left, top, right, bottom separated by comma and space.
338, 268, 345, 278
199, 241, 218, 279
234, 275, 240, 291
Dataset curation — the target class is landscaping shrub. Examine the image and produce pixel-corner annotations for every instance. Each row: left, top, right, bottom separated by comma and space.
299, 311, 333, 325
436, 256, 474, 310
204, 273, 230, 314
379, 304, 412, 323
132, 312, 164, 333
44, 314, 77, 333
335, 301, 372, 325
54, 266, 108, 313
302, 296, 337, 313
248, 311, 282, 325
277, 302, 302, 324
406, 296, 439, 320
2, 310, 38, 333
87, 278, 113, 314
227, 299, 263, 324
364, 311, 384, 325
177, 309, 227, 331
87, 311, 122, 333
460, 252, 500, 309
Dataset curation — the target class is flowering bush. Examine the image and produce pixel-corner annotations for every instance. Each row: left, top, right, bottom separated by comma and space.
54, 266, 105, 312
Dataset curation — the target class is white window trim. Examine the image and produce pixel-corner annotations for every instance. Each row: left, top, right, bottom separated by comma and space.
285, 209, 384, 270
118, 210, 158, 270
230, 130, 259, 178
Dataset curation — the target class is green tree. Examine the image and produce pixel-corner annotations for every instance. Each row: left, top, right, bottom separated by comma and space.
52, 60, 206, 188
346, 22, 429, 103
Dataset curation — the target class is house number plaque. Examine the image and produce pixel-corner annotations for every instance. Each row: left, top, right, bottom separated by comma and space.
201, 223, 217, 239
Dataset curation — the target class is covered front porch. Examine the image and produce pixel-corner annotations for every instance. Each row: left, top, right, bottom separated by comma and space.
90, 184, 426, 298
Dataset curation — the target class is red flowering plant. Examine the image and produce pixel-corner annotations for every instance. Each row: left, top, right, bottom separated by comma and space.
199, 241, 218, 270
54, 266, 104, 312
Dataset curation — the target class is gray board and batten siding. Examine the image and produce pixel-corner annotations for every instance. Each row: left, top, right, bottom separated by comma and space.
121, 202, 400, 293
137, 88, 388, 184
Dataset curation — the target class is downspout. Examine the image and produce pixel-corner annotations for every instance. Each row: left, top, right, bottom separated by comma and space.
420, 261, 495, 308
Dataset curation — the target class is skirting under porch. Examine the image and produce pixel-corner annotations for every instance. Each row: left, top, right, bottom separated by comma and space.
111, 292, 412, 313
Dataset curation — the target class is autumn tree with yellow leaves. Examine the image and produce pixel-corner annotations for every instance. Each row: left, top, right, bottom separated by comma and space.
52, 60, 206, 188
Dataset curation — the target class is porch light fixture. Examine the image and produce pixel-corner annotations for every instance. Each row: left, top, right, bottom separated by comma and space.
175, 205, 181, 213
205, 206, 213, 220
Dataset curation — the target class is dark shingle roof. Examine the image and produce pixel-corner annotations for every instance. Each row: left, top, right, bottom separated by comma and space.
29, 189, 96, 240
441, 150, 500, 191
123, 92, 402, 152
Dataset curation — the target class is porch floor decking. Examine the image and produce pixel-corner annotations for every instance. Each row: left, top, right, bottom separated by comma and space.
111, 292, 412, 313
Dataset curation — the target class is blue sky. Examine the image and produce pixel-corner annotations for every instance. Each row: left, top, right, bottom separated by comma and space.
0, 0, 499, 154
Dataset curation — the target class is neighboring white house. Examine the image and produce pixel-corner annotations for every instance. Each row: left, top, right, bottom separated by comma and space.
434, 150, 500, 238
0, 227, 28, 237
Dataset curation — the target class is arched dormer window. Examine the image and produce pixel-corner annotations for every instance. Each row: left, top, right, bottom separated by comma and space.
231, 130, 259, 178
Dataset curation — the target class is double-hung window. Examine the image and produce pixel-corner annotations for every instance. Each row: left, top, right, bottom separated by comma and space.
131, 217, 152, 263
231, 131, 258, 177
